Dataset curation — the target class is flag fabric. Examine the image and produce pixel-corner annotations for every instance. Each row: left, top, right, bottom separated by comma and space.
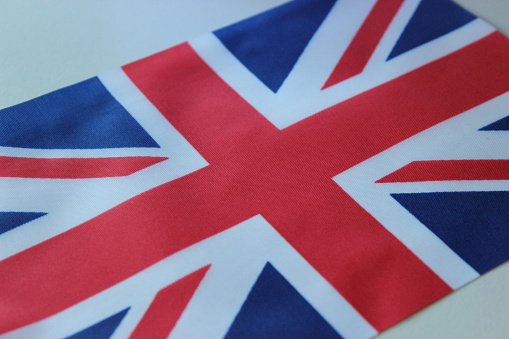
1, 0, 509, 338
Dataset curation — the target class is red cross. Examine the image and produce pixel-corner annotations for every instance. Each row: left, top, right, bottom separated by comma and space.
1, 32, 508, 334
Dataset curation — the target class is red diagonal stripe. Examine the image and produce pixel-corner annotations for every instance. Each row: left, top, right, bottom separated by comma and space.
0, 156, 168, 178
130, 266, 210, 339
377, 160, 509, 183
1, 32, 509, 334
322, 0, 404, 89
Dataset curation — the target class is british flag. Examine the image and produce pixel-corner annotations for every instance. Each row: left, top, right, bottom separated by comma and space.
1, 0, 509, 338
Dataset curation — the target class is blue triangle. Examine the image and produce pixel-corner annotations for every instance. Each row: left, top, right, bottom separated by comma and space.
392, 191, 509, 274
214, 0, 336, 92
225, 263, 342, 339
0, 77, 159, 149
387, 0, 476, 60
0, 212, 46, 235
66, 308, 129, 339
479, 116, 509, 131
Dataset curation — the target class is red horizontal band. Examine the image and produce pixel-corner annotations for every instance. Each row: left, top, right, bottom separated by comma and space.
0, 156, 168, 179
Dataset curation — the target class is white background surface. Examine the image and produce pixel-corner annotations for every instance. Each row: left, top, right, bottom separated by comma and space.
1, 1, 509, 338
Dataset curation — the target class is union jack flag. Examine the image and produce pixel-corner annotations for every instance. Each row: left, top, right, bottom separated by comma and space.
1, 0, 509, 338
